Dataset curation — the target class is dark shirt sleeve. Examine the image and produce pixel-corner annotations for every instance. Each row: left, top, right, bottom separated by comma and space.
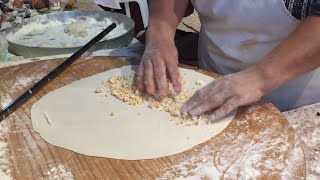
311, 0, 320, 15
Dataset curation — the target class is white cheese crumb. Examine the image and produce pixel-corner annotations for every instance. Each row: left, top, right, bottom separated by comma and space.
104, 74, 209, 126
195, 80, 204, 85
95, 88, 103, 93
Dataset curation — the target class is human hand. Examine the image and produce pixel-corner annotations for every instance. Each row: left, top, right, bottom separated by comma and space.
135, 41, 182, 99
181, 68, 268, 122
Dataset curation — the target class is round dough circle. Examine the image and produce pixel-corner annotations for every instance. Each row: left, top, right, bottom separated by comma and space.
31, 66, 235, 160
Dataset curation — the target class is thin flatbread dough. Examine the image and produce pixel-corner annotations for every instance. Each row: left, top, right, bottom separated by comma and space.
31, 66, 236, 160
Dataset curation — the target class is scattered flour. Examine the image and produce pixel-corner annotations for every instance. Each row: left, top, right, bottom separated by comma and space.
0, 142, 12, 180
12, 74, 44, 90
158, 104, 304, 179
283, 103, 320, 179
158, 146, 222, 180
12, 76, 33, 89
45, 164, 74, 180
0, 116, 13, 180
7, 17, 127, 48
159, 133, 300, 179
0, 54, 72, 69
0, 95, 12, 109
0, 59, 33, 69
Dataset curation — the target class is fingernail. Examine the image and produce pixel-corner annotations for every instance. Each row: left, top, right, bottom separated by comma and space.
209, 114, 217, 123
154, 96, 161, 101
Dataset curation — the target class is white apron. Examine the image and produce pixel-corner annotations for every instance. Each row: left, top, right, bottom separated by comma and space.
191, 0, 320, 111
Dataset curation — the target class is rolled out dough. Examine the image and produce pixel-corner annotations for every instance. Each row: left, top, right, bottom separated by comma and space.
31, 66, 235, 160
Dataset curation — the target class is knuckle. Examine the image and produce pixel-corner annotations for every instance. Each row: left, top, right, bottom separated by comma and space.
154, 67, 163, 76
223, 104, 235, 113
167, 60, 177, 66
142, 52, 151, 60
227, 99, 240, 109
142, 60, 149, 67
214, 110, 226, 119
154, 51, 162, 58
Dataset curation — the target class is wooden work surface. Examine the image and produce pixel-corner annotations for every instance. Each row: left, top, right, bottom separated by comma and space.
0, 56, 306, 179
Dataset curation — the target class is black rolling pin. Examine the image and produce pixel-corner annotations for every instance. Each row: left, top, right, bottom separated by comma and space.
0, 23, 117, 121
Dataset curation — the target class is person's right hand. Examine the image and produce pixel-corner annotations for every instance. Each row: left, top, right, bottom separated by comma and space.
135, 41, 182, 99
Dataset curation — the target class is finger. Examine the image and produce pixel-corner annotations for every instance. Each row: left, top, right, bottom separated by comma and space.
209, 97, 240, 122
181, 88, 209, 114
144, 61, 156, 95
153, 57, 168, 99
165, 60, 181, 93
188, 94, 225, 117
135, 64, 145, 93
181, 82, 218, 114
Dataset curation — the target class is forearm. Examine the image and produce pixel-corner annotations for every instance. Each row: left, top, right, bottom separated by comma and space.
252, 15, 320, 92
146, 0, 190, 44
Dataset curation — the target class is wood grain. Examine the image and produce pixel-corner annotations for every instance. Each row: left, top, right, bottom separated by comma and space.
0, 56, 305, 179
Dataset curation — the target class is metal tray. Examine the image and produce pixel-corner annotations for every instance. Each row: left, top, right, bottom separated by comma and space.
5, 11, 135, 58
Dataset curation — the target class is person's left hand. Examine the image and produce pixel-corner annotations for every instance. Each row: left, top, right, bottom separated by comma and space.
181, 68, 270, 122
